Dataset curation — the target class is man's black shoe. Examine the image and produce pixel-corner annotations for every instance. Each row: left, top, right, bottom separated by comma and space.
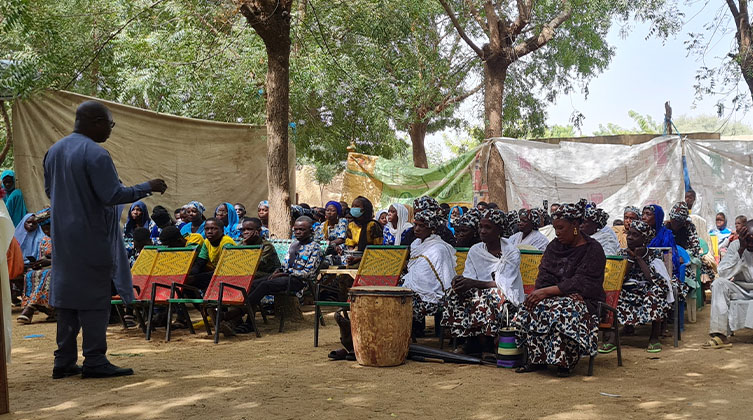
52, 364, 82, 379
81, 363, 134, 379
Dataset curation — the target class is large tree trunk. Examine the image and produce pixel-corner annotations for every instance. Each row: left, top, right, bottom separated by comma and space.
409, 120, 428, 168
239, 1, 294, 238
484, 58, 508, 138
265, 45, 293, 237
0, 101, 12, 166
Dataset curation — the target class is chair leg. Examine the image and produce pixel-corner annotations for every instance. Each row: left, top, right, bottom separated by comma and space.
146, 284, 157, 341
314, 303, 320, 347
134, 306, 147, 333
214, 284, 225, 344
673, 286, 679, 347
165, 301, 174, 342
115, 305, 128, 329
588, 355, 595, 376
199, 306, 212, 336
240, 289, 261, 338
278, 311, 285, 333
182, 304, 196, 335
614, 324, 622, 367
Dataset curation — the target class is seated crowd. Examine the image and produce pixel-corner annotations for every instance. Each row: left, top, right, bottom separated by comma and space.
9, 187, 752, 377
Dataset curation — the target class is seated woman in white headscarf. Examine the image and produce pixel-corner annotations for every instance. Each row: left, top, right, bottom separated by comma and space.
509, 208, 550, 251
442, 209, 524, 355
382, 203, 412, 246
400, 200, 457, 337
580, 203, 620, 255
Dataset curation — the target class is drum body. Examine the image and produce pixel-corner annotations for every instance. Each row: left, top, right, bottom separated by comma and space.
349, 286, 413, 367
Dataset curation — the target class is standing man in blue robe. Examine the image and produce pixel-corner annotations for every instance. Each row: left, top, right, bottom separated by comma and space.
44, 101, 167, 379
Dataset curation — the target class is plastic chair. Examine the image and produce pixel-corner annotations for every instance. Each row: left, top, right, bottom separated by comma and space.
111, 246, 162, 330
144, 246, 199, 340
164, 245, 263, 343
588, 256, 628, 376
520, 249, 544, 295
313, 245, 409, 347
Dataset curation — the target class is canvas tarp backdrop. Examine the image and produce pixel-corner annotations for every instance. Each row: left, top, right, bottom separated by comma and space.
342, 150, 477, 209
685, 140, 753, 232
12, 90, 295, 215
492, 136, 685, 223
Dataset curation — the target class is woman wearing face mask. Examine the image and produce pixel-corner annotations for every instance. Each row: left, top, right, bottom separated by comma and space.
342, 196, 383, 266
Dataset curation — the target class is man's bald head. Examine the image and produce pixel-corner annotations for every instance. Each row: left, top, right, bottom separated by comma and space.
74, 100, 113, 143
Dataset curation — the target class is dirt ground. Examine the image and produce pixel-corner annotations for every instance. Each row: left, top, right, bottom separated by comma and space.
3, 304, 752, 420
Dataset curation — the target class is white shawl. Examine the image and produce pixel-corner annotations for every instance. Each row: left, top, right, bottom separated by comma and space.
385, 203, 412, 246
463, 238, 524, 306
509, 230, 550, 251
592, 225, 621, 256
402, 234, 457, 304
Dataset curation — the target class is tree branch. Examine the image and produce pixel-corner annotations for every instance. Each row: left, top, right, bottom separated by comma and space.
63, 0, 169, 90
438, 0, 484, 58
484, 1, 501, 50
464, 0, 488, 31
512, 0, 571, 58
0, 101, 13, 167
726, 0, 740, 22
509, 0, 533, 37
436, 82, 483, 113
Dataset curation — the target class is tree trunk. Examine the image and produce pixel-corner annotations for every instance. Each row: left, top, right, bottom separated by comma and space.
483, 58, 508, 138
409, 120, 429, 168
0, 101, 12, 166
265, 45, 293, 237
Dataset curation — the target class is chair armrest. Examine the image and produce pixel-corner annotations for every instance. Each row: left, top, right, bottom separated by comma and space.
220, 282, 247, 294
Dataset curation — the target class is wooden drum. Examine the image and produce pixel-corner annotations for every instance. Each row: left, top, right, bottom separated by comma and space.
348, 286, 413, 367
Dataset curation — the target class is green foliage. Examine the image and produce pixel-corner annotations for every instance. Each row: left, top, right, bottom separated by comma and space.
593, 110, 660, 135
591, 110, 753, 136
539, 125, 577, 138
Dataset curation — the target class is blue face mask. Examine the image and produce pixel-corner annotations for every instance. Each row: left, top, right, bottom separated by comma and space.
350, 207, 363, 218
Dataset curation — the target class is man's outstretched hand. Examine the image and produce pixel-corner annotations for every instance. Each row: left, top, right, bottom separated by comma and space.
148, 179, 168, 194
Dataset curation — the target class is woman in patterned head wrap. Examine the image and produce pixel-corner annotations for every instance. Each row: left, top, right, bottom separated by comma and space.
401, 204, 457, 337
514, 198, 606, 377
599, 220, 673, 354
614, 206, 641, 249
666, 201, 709, 300
257, 200, 270, 229
580, 203, 620, 255
641, 204, 679, 274
442, 209, 524, 355
402, 196, 457, 246
180, 200, 207, 237
509, 208, 550, 251
454, 208, 482, 248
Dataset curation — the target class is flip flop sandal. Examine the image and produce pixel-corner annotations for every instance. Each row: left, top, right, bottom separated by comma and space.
16, 315, 31, 324
328, 348, 349, 360
647, 342, 662, 353
701, 336, 732, 349
515, 363, 545, 374
234, 323, 255, 334
598, 343, 617, 354
345, 353, 356, 361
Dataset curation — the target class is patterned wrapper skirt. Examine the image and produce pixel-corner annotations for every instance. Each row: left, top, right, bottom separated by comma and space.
617, 281, 670, 326
513, 296, 598, 369
441, 288, 512, 338
411, 292, 440, 322
23, 268, 52, 309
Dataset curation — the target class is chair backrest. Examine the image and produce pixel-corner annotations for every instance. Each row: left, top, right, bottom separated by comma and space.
140, 246, 198, 301
203, 245, 263, 304
520, 249, 543, 295
352, 245, 409, 287
454, 247, 470, 276
602, 256, 628, 325
270, 238, 328, 265
130, 246, 161, 296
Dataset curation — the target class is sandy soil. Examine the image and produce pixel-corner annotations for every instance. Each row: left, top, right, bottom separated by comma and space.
3, 304, 752, 420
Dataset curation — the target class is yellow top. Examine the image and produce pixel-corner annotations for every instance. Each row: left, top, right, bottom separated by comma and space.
345, 221, 383, 249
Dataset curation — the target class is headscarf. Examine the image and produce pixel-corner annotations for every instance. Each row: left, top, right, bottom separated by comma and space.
455, 208, 482, 231
353, 196, 377, 251
376, 209, 388, 224
553, 199, 588, 221
623, 206, 641, 217
414, 196, 441, 213
14, 213, 44, 263
325, 200, 343, 217
186, 200, 206, 215
216, 202, 240, 238
447, 205, 464, 234
518, 207, 544, 229
630, 220, 656, 243
483, 209, 509, 234
258, 200, 269, 209
124, 201, 151, 237
643, 204, 679, 274
385, 203, 412, 246
669, 202, 690, 224
35, 208, 51, 227
2, 169, 26, 226
414, 209, 444, 230
584, 202, 609, 229
1, 169, 15, 193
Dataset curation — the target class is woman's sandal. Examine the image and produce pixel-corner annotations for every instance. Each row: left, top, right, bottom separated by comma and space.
701, 336, 732, 349
598, 343, 617, 354
123, 315, 137, 328
16, 314, 31, 324
515, 363, 546, 373
234, 322, 255, 334
647, 342, 662, 353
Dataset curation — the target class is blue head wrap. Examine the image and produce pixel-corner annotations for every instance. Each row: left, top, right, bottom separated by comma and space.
325, 200, 343, 217
124, 201, 151, 236
186, 201, 205, 214
216, 202, 240, 239
644, 204, 680, 276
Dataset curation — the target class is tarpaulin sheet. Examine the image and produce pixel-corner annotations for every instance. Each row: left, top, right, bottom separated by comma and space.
342, 149, 477, 209
492, 136, 684, 222
685, 140, 753, 232
12, 90, 295, 215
